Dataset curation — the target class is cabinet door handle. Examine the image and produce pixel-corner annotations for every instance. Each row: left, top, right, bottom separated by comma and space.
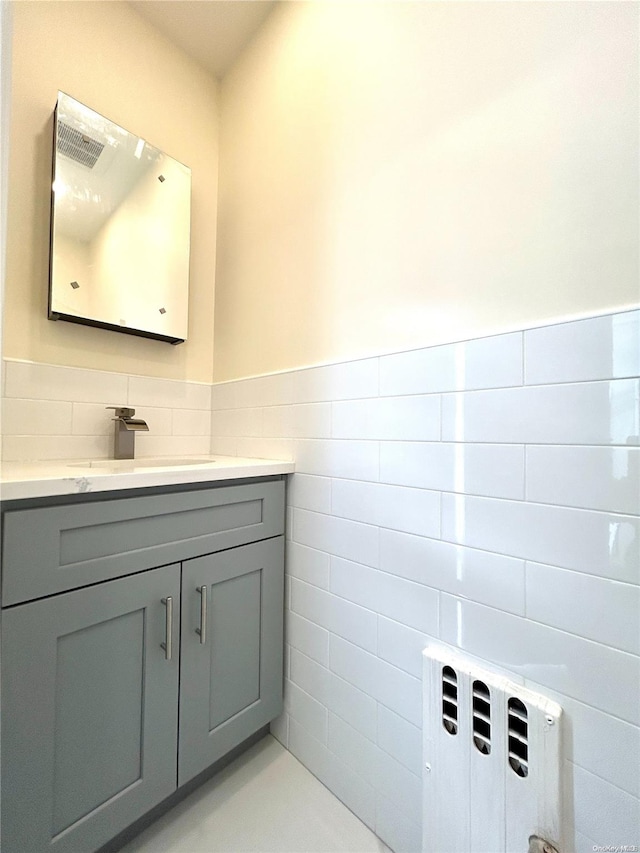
161, 596, 173, 660
196, 585, 207, 645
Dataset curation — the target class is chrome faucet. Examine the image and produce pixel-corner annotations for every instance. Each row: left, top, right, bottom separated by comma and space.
106, 407, 149, 459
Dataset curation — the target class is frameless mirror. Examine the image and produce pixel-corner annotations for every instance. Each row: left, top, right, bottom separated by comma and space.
49, 92, 191, 344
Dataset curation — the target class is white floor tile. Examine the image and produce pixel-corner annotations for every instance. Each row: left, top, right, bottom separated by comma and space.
120, 736, 389, 853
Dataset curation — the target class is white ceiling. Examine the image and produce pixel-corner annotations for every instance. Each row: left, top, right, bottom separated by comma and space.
129, 1, 277, 79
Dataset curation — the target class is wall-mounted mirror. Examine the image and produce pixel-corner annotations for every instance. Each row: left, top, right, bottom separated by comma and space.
49, 92, 191, 344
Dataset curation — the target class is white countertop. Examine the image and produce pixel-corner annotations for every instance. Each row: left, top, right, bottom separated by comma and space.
0, 455, 295, 501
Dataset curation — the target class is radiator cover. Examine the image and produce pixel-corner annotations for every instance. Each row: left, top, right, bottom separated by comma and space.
423, 644, 563, 852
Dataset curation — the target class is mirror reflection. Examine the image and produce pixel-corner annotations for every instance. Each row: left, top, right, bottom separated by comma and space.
49, 92, 191, 344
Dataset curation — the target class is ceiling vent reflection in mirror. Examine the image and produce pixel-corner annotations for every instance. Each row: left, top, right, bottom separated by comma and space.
48, 92, 191, 345
57, 122, 104, 169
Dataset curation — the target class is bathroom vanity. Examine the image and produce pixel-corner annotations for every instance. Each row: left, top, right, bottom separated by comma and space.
0, 457, 293, 853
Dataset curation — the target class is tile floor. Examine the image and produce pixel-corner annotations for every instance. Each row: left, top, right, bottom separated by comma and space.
120, 735, 391, 853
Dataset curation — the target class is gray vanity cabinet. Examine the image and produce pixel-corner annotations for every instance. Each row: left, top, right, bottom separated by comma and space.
179, 536, 284, 785
0, 478, 286, 853
1, 564, 181, 853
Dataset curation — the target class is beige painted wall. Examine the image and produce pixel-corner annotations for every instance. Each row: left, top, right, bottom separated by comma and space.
5, 0, 218, 383
1, 0, 12, 398
214, 1, 639, 381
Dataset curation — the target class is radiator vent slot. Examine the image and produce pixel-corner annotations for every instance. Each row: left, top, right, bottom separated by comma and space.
442, 665, 458, 735
508, 697, 529, 777
57, 121, 104, 169
423, 643, 563, 853
472, 679, 491, 755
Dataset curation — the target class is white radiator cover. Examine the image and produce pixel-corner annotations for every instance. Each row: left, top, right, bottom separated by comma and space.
423, 644, 563, 853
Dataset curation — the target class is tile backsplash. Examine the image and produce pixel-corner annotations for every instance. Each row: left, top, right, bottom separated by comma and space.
210, 308, 639, 853
1, 309, 638, 852
1, 360, 211, 461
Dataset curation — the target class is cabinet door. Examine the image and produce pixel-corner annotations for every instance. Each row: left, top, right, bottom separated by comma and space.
1, 565, 180, 853
179, 537, 284, 786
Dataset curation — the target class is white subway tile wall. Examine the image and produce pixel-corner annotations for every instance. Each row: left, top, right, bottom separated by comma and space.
1, 360, 212, 461
1, 310, 638, 852
210, 308, 640, 853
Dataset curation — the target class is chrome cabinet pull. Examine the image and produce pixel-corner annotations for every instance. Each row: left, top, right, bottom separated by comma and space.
161, 596, 173, 660
196, 585, 207, 645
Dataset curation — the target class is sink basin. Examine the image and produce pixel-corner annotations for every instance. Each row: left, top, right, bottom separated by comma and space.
69, 458, 216, 470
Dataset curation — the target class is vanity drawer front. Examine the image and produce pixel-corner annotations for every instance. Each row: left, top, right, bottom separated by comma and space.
2, 480, 284, 606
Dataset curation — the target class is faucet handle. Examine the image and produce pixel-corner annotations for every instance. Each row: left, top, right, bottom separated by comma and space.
106, 406, 136, 419
528, 837, 559, 853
